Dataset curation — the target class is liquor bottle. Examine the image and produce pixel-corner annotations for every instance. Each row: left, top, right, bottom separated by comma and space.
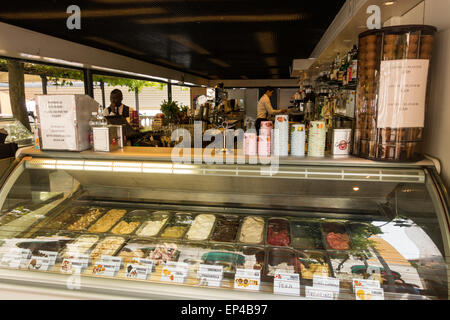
351, 45, 358, 82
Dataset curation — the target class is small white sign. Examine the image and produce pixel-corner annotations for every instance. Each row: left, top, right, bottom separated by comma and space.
305, 286, 334, 300
0, 248, 31, 269
125, 263, 151, 280
234, 268, 261, 291
60, 258, 84, 274
27, 256, 52, 271
93, 262, 117, 277
101, 255, 122, 272
39, 251, 58, 265
313, 275, 340, 292
355, 287, 385, 300
353, 278, 380, 289
273, 272, 300, 296
65, 252, 90, 268
197, 264, 223, 287
161, 261, 189, 283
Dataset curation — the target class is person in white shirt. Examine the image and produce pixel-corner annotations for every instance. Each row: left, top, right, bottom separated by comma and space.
256, 86, 286, 134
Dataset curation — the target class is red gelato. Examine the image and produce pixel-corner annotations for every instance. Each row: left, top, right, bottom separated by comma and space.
267, 219, 291, 246
326, 232, 350, 250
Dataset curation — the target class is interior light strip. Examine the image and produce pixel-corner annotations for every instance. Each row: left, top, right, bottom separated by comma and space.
24, 159, 425, 183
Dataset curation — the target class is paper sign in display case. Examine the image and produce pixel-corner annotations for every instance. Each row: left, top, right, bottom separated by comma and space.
0, 146, 448, 300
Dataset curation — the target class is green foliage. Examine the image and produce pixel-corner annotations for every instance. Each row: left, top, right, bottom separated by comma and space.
0, 58, 166, 92
160, 100, 180, 123
93, 75, 165, 93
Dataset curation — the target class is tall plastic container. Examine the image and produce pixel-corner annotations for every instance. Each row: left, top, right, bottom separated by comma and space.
353, 25, 436, 161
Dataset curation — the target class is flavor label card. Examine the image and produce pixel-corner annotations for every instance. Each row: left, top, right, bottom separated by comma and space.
313, 275, 340, 292
161, 262, 189, 283
197, 264, 223, 287
305, 286, 334, 300
38, 251, 58, 265
60, 258, 84, 274
273, 272, 300, 296
27, 256, 52, 271
92, 262, 117, 277
65, 253, 90, 269
355, 287, 384, 300
234, 268, 261, 291
0, 248, 31, 269
125, 258, 154, 280
353, 279, 380, 290
100, 255, 122, 272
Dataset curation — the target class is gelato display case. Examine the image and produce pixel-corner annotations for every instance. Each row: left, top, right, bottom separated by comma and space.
0, 146, 448, 300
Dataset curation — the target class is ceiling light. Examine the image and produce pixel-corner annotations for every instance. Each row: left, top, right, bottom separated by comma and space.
384, 1, 395, 5
353, 187, 360, 191
135, 13, 304, 25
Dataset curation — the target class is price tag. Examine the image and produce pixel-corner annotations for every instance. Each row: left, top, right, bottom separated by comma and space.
197, 264, 223, 287
273, 272, 300, 296
0, 249, 31, 269
305, 286, 334, 300
27, 256, 52, 271
161, 261, 189, 283
355, 287, 384, 300
101, 255, 122, 272
92, 262, 117, 277
353, 278, 380, 289
234, 268, 261, 291
313, 275, 340, 292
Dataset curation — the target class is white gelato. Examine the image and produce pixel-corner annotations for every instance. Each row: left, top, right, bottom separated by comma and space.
239, 216, 265, 243
185, 214, 216, 240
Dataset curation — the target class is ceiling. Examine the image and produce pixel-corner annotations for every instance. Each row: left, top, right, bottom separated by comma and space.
0, 0, 345, 80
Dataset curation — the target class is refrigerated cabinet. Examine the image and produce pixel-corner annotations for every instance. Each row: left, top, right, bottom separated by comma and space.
0, 147, 448, 300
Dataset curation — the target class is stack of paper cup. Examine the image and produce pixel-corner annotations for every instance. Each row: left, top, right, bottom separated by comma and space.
308, 121, 326, 157
258, 121, 272, 156
290, 124, 305, 156
273, 115, 289, 156
244, 132, 257, 156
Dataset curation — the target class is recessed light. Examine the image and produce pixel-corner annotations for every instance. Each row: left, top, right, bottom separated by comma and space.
353, 187, 360, 191
343, 39, 352, 42
384, 1, 395, 5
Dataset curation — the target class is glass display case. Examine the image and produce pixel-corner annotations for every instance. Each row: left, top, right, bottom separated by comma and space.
0, 146, 448, 300
0, 117, 34, 147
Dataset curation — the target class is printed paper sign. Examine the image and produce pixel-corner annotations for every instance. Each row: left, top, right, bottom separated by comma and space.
234, 269, 261, 291
313, 275, 340, 292
377, 59, 429, 128
355, 287, 384, 300
38, 95, 78, 150
161, 262, 189, 283
305, 286, 334, 300
197, 264, 223, 287
353, 278, 380, 289
273, 272, 300, 296
65, 253, 90, 268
